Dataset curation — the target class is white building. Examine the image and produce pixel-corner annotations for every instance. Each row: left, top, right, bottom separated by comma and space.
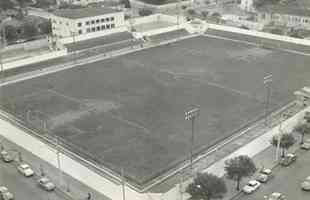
257, 7, 310, 30
56, 0, 105, 6
51, 7, 126, 42
239, 0, 254, 12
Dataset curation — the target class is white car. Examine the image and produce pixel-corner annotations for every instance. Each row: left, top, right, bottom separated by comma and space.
256, 168, 273, 183
301, 142, 310, 150
266, 192, 286, 200
17, 163, 34, 177
0, 186, 14, 200
242, 180, 261, 194
301, 176, 310, 191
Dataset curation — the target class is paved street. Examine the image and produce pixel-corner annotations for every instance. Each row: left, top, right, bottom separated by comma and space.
237, 146, 310, 200
0, 160, 64, 200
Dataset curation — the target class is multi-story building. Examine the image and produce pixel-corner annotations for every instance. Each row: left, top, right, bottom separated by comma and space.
56, 0, 105, 6
257, 7, 310, 30
51, 7, 125, 41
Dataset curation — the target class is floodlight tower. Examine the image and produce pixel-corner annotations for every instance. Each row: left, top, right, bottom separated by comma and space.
185, 107, 200, 172
263, 74, 272, 126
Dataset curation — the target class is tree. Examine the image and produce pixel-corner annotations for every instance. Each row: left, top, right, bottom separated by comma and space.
294, 123, 310, 144
186, 173, 227, 200
187, 9, 196, 16
271, 133, 295, 157
0, 0, 14, 10
120, 0, 131, 8
201, 11, 209, 19
224, 155, 256, 191
138, 9, 153, 16
4, 25, 18, 43
22, 22, 38, 39
39, 20, 52, 35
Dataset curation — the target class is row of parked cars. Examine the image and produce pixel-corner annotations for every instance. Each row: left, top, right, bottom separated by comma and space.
0, 150, 56, 200
242, 153, 299, 200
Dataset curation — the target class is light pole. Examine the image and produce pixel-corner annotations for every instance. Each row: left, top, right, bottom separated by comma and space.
0, 18, 10, 104
263, 74, 272, 126
70, 31, 76, 64
185, 107, 199, 172
121, 168, 126, 200
55, 136, 64, 187
276, 113, 287, 161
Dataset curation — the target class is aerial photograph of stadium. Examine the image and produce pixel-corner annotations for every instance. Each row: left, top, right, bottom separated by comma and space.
2, 0, 310, 200
2, 33, 310, 186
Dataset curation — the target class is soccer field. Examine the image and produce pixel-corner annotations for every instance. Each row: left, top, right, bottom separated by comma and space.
2, 35, 310, 185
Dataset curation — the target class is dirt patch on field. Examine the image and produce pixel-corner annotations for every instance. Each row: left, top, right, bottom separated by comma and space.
49, 99, 120, 129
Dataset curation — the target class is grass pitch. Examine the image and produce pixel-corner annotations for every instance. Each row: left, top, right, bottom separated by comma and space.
2, 35, 310, 185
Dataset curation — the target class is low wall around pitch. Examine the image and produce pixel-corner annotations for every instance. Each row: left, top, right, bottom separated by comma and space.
207, 23, 310, 47
2, 49, 68, 71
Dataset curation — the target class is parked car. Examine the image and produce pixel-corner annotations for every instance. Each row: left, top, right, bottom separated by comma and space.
256, 168, 273, 183
266, 192, 286, 200
301, 141, 310, 150
0, 151, 13, 163
38, 177, 55, 191
17, 163, 34, 177
301, 176, 310, 191
279, 153, 297, 166
0, 186, 14, 200
242, 180, 261, 194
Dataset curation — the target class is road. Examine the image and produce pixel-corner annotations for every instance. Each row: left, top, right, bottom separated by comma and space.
0, 160, 65, 200
237, 148, 310, 200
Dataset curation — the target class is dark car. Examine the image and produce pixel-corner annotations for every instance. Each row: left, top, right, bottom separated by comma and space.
279, 153, 297, 166
0, 151, 13, 163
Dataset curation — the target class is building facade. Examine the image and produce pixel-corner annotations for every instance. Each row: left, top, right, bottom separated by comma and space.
257, 8, 310, 30
56, 0, 105, 6
239, 0, 254, 12
51, 7, 125, 40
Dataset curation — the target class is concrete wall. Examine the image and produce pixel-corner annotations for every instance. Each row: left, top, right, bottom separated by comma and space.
2, 49, 67, 71
4, 38, 49, 51
207, 23, 310, 46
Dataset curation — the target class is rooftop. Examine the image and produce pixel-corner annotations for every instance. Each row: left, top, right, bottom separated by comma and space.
53, 7, 121, 19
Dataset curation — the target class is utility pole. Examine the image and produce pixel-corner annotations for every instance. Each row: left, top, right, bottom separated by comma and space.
263, 74, 272, 127
185, 107, 199, 173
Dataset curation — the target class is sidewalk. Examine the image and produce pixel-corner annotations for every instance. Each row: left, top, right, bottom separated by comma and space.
0, 135, 111, 200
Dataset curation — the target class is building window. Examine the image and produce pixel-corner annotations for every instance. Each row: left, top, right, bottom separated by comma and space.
87, 28, 91, 33
111, 17, 114, 21
96, 19, 100, 23
106, 18, 110, 22
96, 26, 100, 31
86, 21, 90, 25
101, 18, 105, 23
111, 24, 115, 28
106, 24, 110, 29
78, 22, 82, 27
91, 20, 95, 24
92, 27, 96, 32
78, 30, 83, 34
101, 25, 105, 29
